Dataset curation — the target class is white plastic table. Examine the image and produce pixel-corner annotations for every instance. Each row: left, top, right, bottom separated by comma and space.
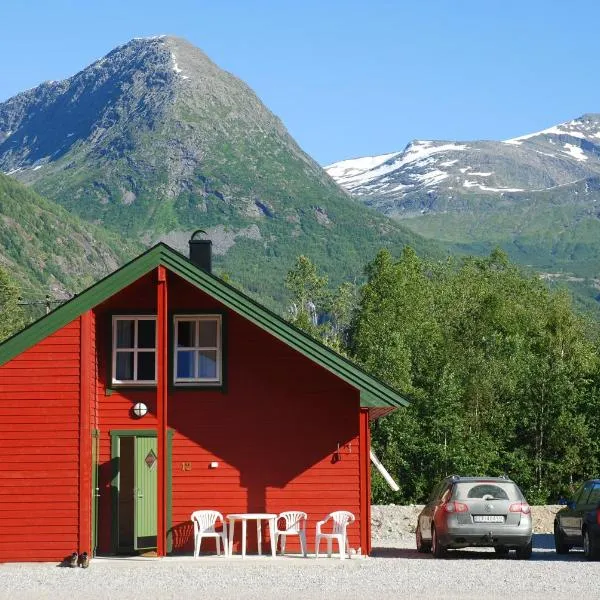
226, 513, 277, 558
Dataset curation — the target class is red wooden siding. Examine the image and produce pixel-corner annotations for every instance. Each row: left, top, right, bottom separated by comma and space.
90, 310, 98, 433
94, 273, 158, 554
94, 272, 366, 555
359, 408, 372, 554
78, 312, 93, 555
0, 320, 81, 562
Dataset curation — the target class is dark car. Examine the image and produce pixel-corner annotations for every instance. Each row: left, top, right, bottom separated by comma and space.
416, 475, 532, 559
554, 479, 600, 560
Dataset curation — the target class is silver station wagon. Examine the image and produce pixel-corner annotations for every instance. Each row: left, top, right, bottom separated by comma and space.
416, 476, 533, 559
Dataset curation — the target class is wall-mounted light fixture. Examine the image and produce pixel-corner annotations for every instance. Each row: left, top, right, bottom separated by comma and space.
132, 402, 148, 418
333, 441, 352, 462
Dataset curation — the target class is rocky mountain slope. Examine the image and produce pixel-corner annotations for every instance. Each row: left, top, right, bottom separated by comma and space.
0, 36, 445, 305
327, 116, 600, 307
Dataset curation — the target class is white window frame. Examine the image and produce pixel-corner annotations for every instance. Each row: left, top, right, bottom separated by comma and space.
174, 315, 222, 385
111, 316, 157, 386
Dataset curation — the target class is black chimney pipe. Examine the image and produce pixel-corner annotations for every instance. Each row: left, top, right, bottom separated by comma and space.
188, 230, 212, 273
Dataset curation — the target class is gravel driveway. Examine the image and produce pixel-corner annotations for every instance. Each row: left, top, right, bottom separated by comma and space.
1, 535, 599, 600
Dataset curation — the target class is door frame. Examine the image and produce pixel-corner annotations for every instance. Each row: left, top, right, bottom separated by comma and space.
110, 429, 174, 554
91, 429, 100, 556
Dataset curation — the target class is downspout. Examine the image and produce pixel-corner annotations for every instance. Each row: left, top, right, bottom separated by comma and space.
156, 266, 168, 557
78, 311, 93, 556
370, 449, 399, 491
359, 408, 371, 555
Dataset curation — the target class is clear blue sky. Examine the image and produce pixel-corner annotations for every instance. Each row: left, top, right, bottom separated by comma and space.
2, 0, 598, 165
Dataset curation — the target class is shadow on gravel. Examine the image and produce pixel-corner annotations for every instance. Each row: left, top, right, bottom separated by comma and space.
371, 535, 586, 562
371, 547, 425, 559
529, 534, 584, 562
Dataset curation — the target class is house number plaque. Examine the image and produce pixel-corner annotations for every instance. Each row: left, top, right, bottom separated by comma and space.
181, 461, 192, 471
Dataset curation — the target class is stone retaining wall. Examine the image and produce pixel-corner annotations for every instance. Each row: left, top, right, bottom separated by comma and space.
371, 505, 563, 544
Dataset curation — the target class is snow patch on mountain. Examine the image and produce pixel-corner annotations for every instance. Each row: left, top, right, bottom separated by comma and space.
562, 143, 587, 161
503, 118, 600, 145
326, 142, 467, 192
171, 52, 190, 80
504, 125, 571, 144
325, 152, 400, 185
463, 180, 524, 192
411, 169, 449, 186
398, 141, 469, 166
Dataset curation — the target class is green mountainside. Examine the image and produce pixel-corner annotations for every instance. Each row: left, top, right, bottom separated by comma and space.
0, 172, 137, 300
0, 36, 446, 307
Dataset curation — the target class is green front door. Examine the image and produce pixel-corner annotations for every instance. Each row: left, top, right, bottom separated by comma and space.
111, 429, 172, 554
134, 436, 158, 550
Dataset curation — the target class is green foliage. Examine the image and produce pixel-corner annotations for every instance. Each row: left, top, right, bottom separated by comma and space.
284, 255, 358, 352
348, 247, 600, 504
0, 173, 139, 300
285, 255, 328, 335
406, 192, 600, 319
0, 265, 25, 342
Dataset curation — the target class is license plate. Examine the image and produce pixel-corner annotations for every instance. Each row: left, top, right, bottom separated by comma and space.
473, 515, 504, 523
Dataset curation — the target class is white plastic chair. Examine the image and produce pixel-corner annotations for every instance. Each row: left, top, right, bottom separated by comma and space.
315, 510, 355, 560
191, 510, 228, 557
275, 511, 308, 557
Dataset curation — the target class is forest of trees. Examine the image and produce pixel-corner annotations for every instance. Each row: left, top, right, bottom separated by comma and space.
2, 248, 599, 506
285, 248, 600, 505
0, 266, 24, 343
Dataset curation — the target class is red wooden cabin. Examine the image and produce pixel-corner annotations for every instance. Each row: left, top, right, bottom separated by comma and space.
0, 242, 406, 562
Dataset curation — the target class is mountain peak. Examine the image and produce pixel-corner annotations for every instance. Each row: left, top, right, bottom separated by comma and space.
0, 35, 263, 174
503, 113, 600, 146
326, 112, 600, 202
0, 35, 339, 238
0, 36, 438, 308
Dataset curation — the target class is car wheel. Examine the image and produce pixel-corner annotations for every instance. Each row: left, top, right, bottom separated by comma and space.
583, 529, 600, 560
431, 525, 447, 558
515, 539, 532, 560
416, 525, 431, 553
554, 523, 570, 554
494, 545, 509, 556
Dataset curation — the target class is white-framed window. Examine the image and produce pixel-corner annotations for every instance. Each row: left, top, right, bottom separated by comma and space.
112, 316, 157, 385
174, 315, 222, 385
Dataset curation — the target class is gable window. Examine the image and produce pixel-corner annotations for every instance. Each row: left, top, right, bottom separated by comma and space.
112, 316, 157, 385
174, 315, 222, 385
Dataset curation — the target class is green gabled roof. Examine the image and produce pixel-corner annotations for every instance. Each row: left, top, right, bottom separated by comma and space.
0, 243, 409, 409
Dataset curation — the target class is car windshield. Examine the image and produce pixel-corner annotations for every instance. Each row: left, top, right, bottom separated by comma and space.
453, 482, 523, 501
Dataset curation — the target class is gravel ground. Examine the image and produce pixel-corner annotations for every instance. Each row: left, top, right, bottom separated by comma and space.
1, 536, 598, 600
1, 506, 596, 600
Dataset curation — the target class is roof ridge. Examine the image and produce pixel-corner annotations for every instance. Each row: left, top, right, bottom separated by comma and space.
0, 243, 409, 409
